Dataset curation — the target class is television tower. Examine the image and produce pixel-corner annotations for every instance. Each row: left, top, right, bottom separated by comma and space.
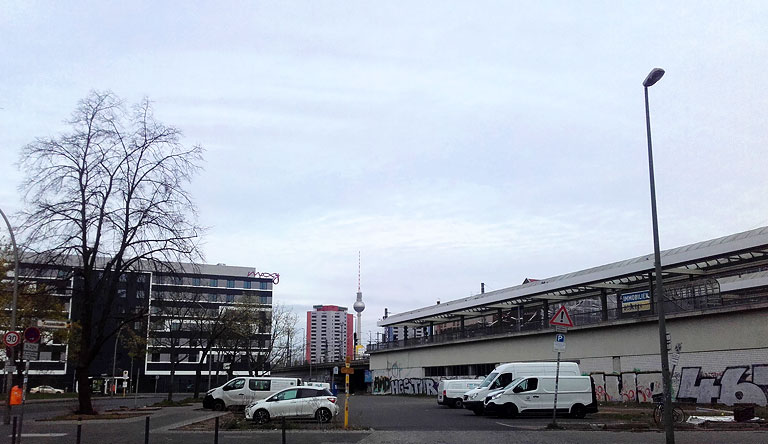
353, 252, 365, 354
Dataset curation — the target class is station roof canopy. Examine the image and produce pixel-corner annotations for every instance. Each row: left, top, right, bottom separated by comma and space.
378, 226, 768, 328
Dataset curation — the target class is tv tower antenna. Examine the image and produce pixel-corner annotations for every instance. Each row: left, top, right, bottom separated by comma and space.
353, 251, 365, 355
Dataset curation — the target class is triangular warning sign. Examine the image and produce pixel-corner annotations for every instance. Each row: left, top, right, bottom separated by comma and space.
549, 305, 574, 327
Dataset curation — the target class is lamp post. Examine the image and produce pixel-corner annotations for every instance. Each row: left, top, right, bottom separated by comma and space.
643, 67, 675, 444
1, 207, 19, 425
111, 325, 124, 395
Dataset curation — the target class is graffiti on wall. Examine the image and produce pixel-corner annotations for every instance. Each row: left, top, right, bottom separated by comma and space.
372, 376, 439, 395
677, 365, 768, 405
591, 365, 768, 406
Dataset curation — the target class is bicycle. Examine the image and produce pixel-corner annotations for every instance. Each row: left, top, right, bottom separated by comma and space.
652, 393, 686, 426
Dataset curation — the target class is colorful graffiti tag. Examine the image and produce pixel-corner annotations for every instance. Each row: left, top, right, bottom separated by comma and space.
591, 365, 768, 406
373, 376, 438, 395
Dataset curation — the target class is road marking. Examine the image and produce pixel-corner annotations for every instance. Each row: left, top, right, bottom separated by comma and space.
495, 422, 540, 430
8, 433, 68, 438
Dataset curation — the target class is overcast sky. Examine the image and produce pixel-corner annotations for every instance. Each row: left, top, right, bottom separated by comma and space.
2, 1, 767, 344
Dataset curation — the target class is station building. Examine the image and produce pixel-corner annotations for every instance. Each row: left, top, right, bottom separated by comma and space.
372, 227, 768, 405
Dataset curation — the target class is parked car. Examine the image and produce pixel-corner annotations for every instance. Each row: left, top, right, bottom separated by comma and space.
483, 375, 598, 418
463, 362, 580, 415
244, 386, 339, 424
203, 377, 303, 410
437, 379, 482, 408
30, 385, 64, 394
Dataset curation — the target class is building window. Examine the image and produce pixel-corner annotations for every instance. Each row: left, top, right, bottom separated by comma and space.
226, 294, 235, 303
151, 353, 160, 362
208, 293, 218, 302
119, 274, 128, 282
137, 274, 148, 283
136, 290, 146, 298
260, 282, 268, 290
227, 280, 235, 288
118, 289, 127, 298
210, 279, 218, 287
193, 277, 201, 286
244, 281, 252, 289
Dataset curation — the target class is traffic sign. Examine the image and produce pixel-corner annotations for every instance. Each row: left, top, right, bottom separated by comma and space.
37, 319, 71, 329
549, 306, 574, 328
3, 331, 21, 348
555, 333, 565, 342
23, 342, 39, 360
341, 367, 354, 375
24, 327, 41, 343
554, 340, 566, 352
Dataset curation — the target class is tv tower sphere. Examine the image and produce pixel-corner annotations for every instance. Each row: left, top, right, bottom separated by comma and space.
354, 297, 365, 313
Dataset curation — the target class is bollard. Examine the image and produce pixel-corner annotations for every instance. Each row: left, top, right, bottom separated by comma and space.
76, 417, 82, 444
214, 415, 219, 444
281, 416, 286, 444
144, 416, 150, 444
11, 416, 17, 444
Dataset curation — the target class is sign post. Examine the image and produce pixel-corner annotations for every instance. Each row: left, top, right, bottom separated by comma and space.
549, 305, 574, 428
344, 356, 350, 428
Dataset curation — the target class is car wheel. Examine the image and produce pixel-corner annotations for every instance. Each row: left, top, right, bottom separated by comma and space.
315, 407, 332, 423
570, 404, 586, 419
213, 400, 226, 411
254, 409, 270, 425
454, 399, 463, 409
503, 403, 518, 419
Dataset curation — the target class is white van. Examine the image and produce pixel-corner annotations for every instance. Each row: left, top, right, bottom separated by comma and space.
437, 379, 482, 408
483, 375, 597, 418
463, 362, 580, 415
204, 377, 303, 410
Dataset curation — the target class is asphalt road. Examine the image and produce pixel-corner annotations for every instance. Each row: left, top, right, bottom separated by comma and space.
2, 394, 766, 444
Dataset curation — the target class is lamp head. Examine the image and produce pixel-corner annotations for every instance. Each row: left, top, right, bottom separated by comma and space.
643, 68, 665, 87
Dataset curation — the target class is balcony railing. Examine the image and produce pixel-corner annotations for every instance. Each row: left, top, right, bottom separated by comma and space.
369, 289, 768, 352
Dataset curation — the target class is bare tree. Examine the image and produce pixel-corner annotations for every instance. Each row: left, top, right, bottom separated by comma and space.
17, 91, 204, 414
149, 289, 202, 402
219, 300, 298, 377
189, 301, 235, 398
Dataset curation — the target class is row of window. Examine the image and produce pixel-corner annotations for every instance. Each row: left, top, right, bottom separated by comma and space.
156, 275, 272, 290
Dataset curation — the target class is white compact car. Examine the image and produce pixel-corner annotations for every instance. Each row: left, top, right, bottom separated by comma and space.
245, 386, 339, 424
30, 385, 64, 394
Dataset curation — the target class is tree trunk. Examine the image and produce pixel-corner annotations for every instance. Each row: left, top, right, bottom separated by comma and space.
167, 361, 176, 402
193, 367, 202, 399
75, 366, 95, 414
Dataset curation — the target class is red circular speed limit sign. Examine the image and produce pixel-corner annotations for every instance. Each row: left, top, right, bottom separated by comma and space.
3, 331, 21, 348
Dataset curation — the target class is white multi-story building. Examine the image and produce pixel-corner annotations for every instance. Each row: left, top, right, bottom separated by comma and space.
305, 305, 353, 363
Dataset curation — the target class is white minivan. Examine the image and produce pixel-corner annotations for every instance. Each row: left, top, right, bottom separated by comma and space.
437, 379, 482, 408
204, 377, 303, 410
463, 362, 580, 415
483, 375, 597, 418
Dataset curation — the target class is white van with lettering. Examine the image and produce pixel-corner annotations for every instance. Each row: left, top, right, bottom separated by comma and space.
463, 362, 580, 415
437, 379, 482, 408
483, 375, 598, 418
204, 377, 303, 410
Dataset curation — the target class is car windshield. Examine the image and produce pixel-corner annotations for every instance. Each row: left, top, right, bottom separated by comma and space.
478, 372, 498, 388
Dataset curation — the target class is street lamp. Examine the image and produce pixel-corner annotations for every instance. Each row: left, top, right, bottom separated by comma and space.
111, 325, 124, 395
1, 207, 20, 425
643, 67, 675, 444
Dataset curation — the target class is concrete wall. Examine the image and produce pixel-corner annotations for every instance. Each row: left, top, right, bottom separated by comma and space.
370, 306, 768, 404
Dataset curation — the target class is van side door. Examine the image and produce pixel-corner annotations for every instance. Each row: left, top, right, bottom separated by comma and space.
221, 378, 247, 406
511, 377, 540, 412
248, 379, 272, 404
